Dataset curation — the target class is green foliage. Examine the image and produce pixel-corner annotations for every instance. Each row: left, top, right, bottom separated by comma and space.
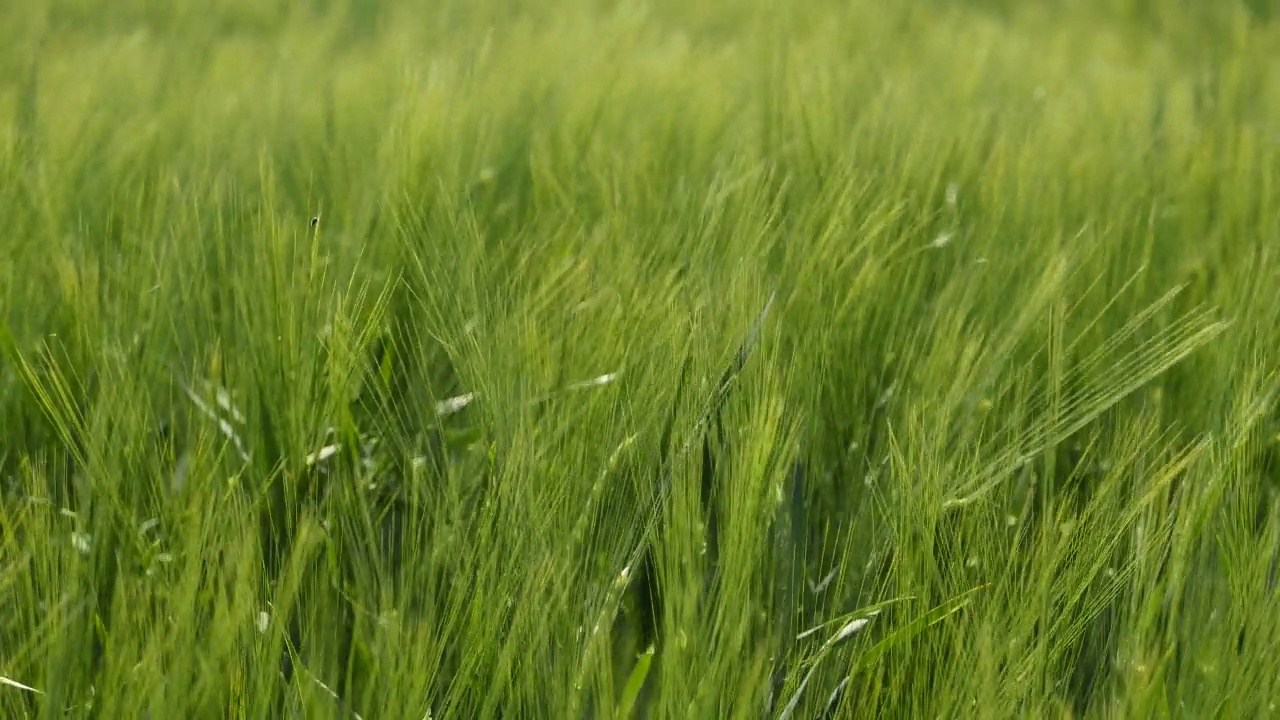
2, 0, 1279, 717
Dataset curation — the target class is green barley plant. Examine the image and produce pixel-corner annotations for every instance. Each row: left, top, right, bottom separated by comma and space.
2, 0, 1279, 717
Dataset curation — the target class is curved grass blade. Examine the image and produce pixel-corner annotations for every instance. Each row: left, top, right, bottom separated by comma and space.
616, 645, 655, 719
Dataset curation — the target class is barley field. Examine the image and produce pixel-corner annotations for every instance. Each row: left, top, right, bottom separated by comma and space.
2, 0, 1279, 717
